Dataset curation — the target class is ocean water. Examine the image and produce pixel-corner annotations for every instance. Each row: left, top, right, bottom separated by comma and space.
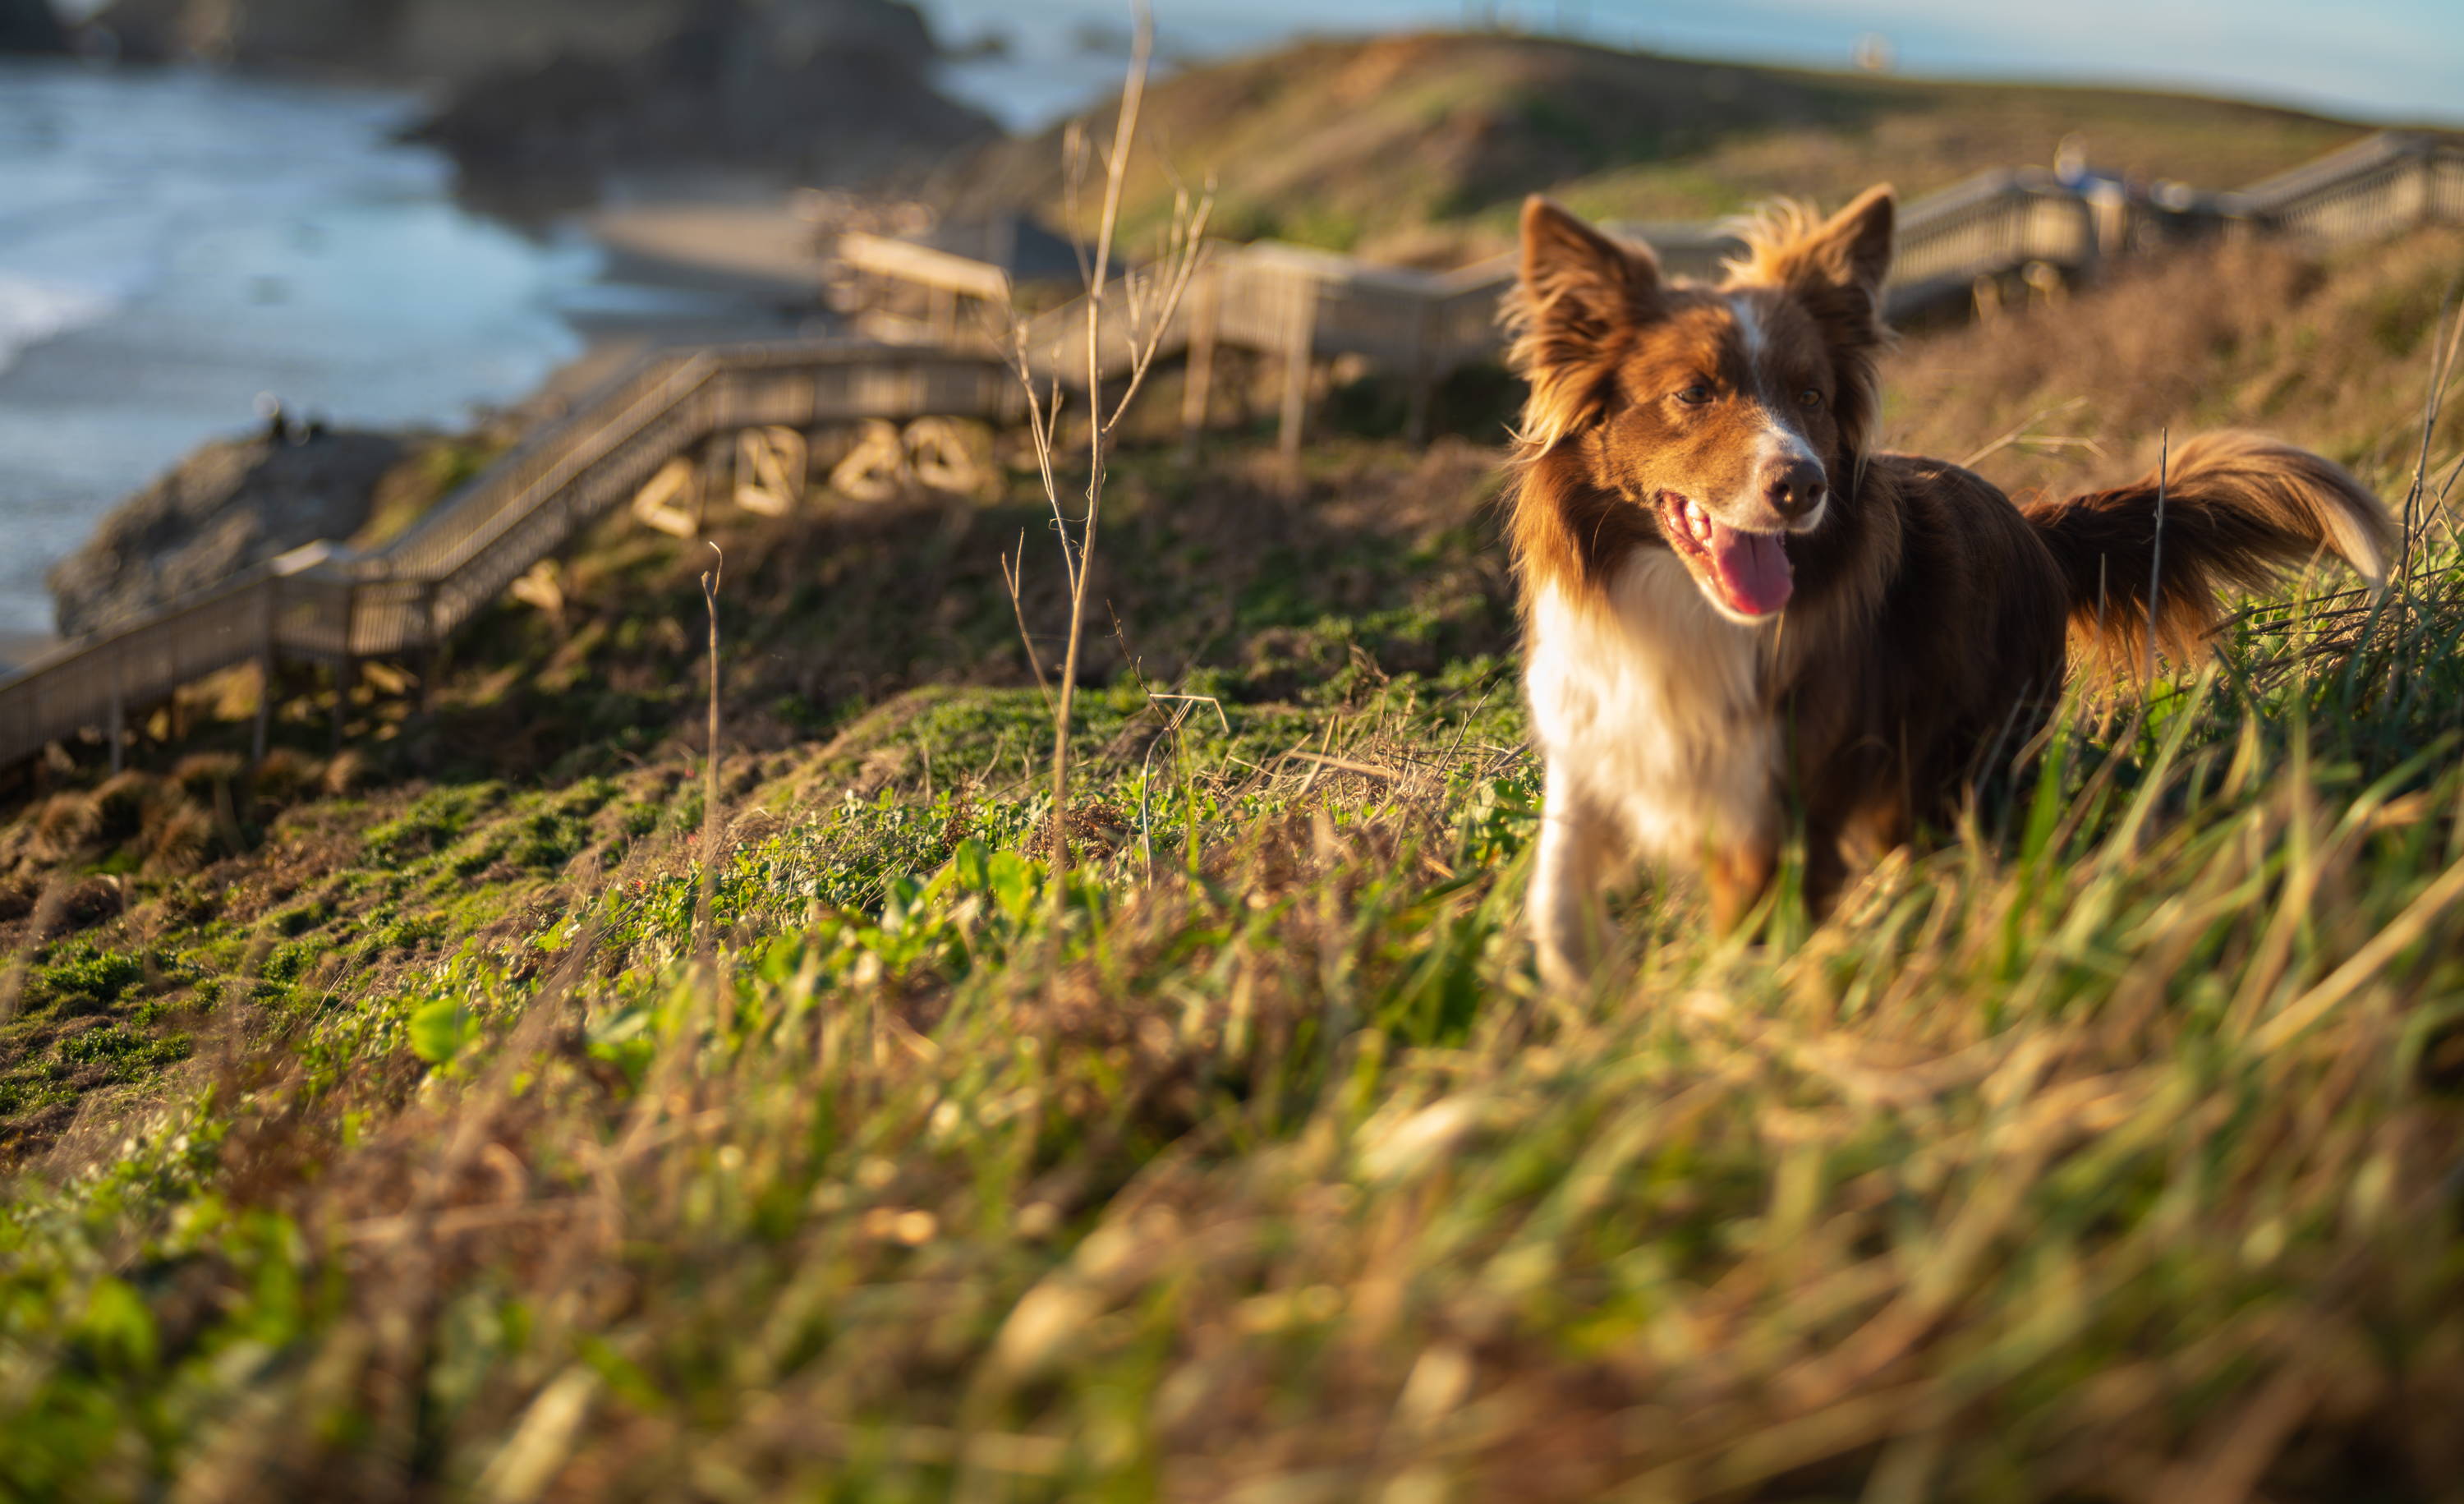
0, 60, 603, 637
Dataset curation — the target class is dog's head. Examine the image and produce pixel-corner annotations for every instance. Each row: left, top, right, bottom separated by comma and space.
1505, 186, 1894, 623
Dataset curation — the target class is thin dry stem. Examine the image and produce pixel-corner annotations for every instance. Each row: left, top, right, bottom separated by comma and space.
1000, 532, 1056, 713
695, 544, 724, 958
1957, 398, 2102, 470
1003, 0, 1212, 894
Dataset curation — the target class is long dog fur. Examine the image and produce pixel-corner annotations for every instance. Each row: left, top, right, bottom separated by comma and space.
1505, 187, 2395, 987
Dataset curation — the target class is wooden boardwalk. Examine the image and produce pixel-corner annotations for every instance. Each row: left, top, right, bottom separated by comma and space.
6, 132, 2460, 774
0, 345, 1013, 772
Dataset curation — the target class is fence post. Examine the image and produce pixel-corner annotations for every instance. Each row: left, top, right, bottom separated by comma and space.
694, 435, 726, 536
2088, 182, 2130, 264
252, 581, 276, 765
331, 657, 356, 756
332, 582, 357, 756
251, 666, 272, 764
108, 679, 123, 776
1179, 266, 1221, 458
419, 582, 441, 714
1277, 273, 1319, 494
1406, 298, 1440, 444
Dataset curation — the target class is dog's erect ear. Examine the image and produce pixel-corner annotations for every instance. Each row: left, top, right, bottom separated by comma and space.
1516, 196, 1661, 355
1745, 185, 1895, 337
1507, 199, 1661, 443
1803, 184, 1895, 303
1729, 186, 1895, 488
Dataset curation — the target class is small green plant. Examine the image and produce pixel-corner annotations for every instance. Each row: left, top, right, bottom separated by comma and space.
363, 782, 503, 861
31, 944, 144, 1018
55, 1025, 188, 1079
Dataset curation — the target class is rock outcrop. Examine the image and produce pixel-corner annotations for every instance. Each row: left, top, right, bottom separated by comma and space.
0, 0, 67, 53
411, 0, 996, 186
93, 0, 667, 77
47, 429, 403, 639
86, 0, 995, 188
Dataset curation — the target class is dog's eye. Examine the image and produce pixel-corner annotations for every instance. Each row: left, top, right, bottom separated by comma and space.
1797, 388, 1823, 407
1676, 384, 1714, 406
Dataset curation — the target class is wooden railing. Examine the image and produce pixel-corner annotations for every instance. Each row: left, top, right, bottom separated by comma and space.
1887, 169, 2097, 303
2241, 132, 2464, 244
893, 161, 2131, 423
0, 343, 1014, 770
7, 131, 2457, 771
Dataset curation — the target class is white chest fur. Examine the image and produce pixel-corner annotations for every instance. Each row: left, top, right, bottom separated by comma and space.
1524, 550, 1780, 867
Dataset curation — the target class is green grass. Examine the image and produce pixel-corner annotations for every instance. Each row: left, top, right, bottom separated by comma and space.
5, 517, 2464, 1495
4, 228, 2464, 1496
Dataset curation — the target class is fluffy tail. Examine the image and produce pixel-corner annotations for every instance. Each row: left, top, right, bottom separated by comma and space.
2021, 431, 2395, 668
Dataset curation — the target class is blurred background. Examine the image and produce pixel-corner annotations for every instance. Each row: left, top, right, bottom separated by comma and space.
1, 0, 2458, 648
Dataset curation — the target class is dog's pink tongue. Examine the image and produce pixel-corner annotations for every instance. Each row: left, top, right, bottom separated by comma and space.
1706, 522, 1793, 616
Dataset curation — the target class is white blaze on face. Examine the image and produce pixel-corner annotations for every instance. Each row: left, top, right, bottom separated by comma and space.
1726, 293, 1826, 534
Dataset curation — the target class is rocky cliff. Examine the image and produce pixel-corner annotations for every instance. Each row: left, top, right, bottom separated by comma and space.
88, 0, 996, 187
411, 0, 995, 186
47, 428, 403, 639
94, 0, 709, 79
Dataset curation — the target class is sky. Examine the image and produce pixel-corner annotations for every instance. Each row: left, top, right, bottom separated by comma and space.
917, 0, 2464, 131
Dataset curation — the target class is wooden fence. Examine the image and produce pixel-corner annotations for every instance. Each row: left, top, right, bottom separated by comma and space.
6, 131, 2459, 773
2241, 132, 2464, 244
899, 160, 2120, 448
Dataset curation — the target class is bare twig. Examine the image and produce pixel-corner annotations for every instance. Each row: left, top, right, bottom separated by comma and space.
1000, 531, 1055, 713
1104, 195, 1216, 430
2145, 429, 2168, 687
1288, 751, 1411, 782
1958, 398, 2103, 471
695, 543, 724, 959
1043, 3, 1154, 885
1147, 693, 1232, 734
2402, 278, 2464, 578
1003, 0, 1214, 897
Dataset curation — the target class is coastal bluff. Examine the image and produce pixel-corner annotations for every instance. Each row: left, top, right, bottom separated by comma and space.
90, 0, 922, 85
86, 0, 994, 182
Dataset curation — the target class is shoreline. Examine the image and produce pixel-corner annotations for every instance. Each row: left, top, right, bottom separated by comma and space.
1, 171, 834, 670
0, 58, 855, 649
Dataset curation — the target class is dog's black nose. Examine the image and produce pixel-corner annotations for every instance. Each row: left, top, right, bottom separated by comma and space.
1764, 458, 1828, 519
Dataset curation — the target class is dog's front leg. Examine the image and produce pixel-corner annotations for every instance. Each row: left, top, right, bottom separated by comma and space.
1530, 766, 1621, 990
1707, 840, 1778, 934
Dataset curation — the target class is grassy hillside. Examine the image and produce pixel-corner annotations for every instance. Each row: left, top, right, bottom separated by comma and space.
939, 32, 2372, 263
2, 225, 2464, 1496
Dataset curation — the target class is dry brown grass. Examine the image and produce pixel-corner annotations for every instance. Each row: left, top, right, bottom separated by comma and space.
1885, 227, 2464, 502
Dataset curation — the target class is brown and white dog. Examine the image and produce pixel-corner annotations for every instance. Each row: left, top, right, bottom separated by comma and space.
1506, 186, 2395, 987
